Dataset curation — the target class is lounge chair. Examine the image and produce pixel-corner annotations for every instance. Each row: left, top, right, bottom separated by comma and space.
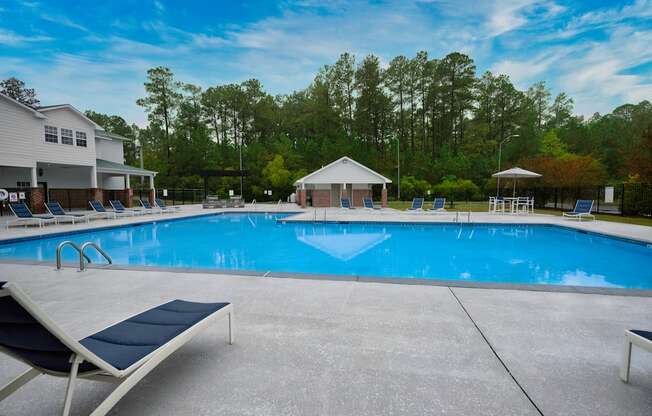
109, 200, 144, 216
429, 197, 446, 212
407, 197, 424, 211
363, 196, 380, 210
340, 197, 354, 209
89, 200, 129, 219
155, 198, 181, 212
620, 329, 652, 383
0, 281, 234, 416
46, 202, 96, 224
563, 199, 595, 221
139, 199, 165, 214
8, 202, 57, 228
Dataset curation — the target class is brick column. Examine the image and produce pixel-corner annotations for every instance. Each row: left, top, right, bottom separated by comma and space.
149, 189, 156, 205
298, 189, 307, 208
124, 188, 133, 208
381, 187, 388, 208
89, 188, 103, 204
29, 188, 45, 214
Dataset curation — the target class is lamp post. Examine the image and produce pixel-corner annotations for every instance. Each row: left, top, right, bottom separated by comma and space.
496, 134, 519, 196
395, 137, 400, 200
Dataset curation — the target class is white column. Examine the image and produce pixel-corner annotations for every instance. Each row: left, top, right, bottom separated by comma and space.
149, 175, 155, 189
90, 166, 97, 188
125, 174, 130, 189
30, 166, 38, 187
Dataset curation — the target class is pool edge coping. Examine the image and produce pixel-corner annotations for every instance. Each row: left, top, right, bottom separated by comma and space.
1, 259, 651, 298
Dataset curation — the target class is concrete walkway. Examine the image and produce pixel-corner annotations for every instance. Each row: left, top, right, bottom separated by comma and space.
0, 264, 650, 415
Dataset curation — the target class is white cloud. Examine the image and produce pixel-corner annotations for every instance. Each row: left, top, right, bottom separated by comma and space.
39, 13, 89, 32
0, 28, 52, 45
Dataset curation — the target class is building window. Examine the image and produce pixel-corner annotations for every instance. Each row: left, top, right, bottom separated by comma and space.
16, 181, 30, 188
45, 125, 58, 143
76, 131, 87, 147
61, 128, 73, 145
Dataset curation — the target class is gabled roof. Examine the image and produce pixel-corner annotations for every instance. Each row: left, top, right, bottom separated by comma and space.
0, 92, 47, 119
96, 159, 156, 176
294, 156, 392, 185
37, 104, 103, 130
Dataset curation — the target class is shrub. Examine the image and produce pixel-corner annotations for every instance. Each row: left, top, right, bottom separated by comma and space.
431, 177, 481, 201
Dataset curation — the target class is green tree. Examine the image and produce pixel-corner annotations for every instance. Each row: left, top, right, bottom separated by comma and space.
0, 77, 39, 106
136, 67, 182, 172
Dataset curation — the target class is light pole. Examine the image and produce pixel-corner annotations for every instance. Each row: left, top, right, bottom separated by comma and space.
395, 137, 400, 200
496, 134, 519, 196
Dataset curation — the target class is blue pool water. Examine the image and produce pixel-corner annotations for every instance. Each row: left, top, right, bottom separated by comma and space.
0, 213, 651, 289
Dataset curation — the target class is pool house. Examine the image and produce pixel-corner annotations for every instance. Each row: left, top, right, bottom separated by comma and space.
0, 92, 156, 213
293, 156, 392, 208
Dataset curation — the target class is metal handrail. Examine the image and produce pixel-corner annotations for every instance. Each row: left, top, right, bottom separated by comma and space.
56, 241, 91, 270
80, 242, 112, 271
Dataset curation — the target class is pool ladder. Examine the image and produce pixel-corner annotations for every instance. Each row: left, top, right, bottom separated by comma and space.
55, 241, 113, 271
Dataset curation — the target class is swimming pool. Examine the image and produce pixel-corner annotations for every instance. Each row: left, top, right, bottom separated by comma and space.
1, 213, 651, 289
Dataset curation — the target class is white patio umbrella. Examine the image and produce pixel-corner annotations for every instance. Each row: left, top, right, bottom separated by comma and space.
492, 167, 542, 197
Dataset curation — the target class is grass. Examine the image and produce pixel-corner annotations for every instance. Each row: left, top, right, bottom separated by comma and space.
386, 200, 652, 227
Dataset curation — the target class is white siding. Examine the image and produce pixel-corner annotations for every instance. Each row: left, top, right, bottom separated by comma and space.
98, 174, 125, 190
0, 166, 32, 187
37, 165, 94, 188
0, 95, 42, 168
34, 108, 96, 166
95, 138, 124, 163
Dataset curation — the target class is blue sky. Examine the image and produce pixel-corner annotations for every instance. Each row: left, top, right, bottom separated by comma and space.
1, 0, 651, 125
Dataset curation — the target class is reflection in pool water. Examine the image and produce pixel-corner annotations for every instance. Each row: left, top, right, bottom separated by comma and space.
0, 213, 650, 289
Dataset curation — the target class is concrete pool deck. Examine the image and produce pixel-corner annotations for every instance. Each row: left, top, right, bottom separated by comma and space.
0, 264, 650, 415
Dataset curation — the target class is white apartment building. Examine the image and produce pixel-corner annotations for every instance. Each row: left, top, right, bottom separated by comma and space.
0, 92, 156, 213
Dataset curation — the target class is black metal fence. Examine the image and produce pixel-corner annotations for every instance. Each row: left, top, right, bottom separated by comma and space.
132, 188, 206, 206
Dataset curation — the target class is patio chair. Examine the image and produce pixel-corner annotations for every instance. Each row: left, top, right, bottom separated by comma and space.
429, 197, 446, 212
139, 199, 165, 214
45, 202, 95, 224
407, 197, 424, 211
155, 198, 181, 212
89, 200, 128, 219
620, 329, 652, 383
109, 200, 144, 216
340, 197, 354, 209
363, 196, 380, 210
515, 197, 531, 215
489, 196, 505, 213
8, 202, 57, 228
562, 199, 595, 221
0, 281, 233, 416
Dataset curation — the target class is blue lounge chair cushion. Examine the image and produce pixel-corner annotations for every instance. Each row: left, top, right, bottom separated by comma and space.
141, 200, 153, 209
0, 288, 229, 373
80, 300, 230, 370
110, 200, 127, 211
10, 203, 32, 218
631, 330, 652, 341
90, 200, 107, 212
47, 202, 86, 217
0, 295, 83, 373
155, 198, 170, 209
567, 200, 593, 215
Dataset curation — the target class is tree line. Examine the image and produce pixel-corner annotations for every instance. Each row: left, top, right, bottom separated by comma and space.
2, 51, 651, 200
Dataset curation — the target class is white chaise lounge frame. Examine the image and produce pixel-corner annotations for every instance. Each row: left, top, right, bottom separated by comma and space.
620, 329, 652, 383
0, 283, 234, 416
562, 200, 595, 221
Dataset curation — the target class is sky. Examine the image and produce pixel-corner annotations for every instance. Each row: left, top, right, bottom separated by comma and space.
0, 0, 651, 126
